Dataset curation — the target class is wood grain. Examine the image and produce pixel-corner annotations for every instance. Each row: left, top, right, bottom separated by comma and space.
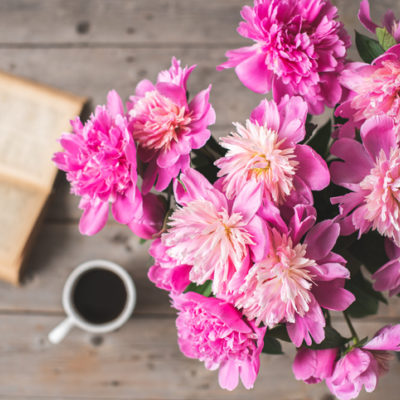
0, 315, 398, 400
0, 48, 265, 129
0, 0, 245, 46
0, 222, 171, 316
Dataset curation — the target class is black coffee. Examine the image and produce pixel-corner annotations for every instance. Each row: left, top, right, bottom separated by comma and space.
73, 268, 127, 324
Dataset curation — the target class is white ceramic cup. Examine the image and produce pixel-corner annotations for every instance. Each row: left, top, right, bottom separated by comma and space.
48, 259, 136, 344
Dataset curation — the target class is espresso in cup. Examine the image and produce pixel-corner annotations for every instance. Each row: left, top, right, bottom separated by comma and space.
48, 259, 136, 344
72, 268, 128, 324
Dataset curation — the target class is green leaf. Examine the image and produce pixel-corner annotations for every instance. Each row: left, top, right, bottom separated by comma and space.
206, 135, 227, 158
348, 230, 388, 274
139, 238, 147, 245
262, 337, 283, 355
376, 27, 397, 51
307, 326, 347, 350
345, 271, 387, 318
355, 31, 384, 63
184, 280, 213, 297
306, 119, 332, 159
266, 324, 291, 342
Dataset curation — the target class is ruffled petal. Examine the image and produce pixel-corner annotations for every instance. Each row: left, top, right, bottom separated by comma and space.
294, 145, 330, 191
79, 199, 109, 236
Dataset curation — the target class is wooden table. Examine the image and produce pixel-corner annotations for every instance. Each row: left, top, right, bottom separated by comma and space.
0, 1, 399, 398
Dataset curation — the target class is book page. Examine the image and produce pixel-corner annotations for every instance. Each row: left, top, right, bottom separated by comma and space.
0, 71, 85, 283
0, 71, 85, 189
0, 182, 45, 266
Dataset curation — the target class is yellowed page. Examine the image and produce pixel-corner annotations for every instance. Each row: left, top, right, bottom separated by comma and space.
0, 71, 86, 283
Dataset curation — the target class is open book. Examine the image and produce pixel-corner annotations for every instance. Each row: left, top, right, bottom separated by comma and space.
0, 71, 86, 284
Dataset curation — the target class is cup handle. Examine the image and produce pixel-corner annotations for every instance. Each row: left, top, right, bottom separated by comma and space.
48, 317, 75, 344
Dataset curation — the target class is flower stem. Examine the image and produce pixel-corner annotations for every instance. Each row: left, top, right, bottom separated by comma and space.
343, 311, 359, 343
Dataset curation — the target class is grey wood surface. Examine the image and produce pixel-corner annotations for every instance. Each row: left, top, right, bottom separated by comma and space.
0, 1, 399, 399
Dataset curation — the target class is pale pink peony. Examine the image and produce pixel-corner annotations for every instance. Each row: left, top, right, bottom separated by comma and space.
217, 0, 351, 114
172, 292, 266, 391
215, 96, 329, 204
162, 168, 268, 296
293, 348, 338, 384
128, 57, 215, 193
331, 116, 400, 244
326, 324, 400, 400
53, 90, 142, 235
147, 239, 191, 294
372, 239, 400, 296
336, 45, 400, 138
358, 0, 400, 42
234, 204, 354, 346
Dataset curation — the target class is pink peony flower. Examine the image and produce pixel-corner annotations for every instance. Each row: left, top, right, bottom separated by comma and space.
372, 239, 400, 296
358, 0, 400, 42
326, 324, 400, 400
172, 292, 266, 391
293, 348, 338, 384
215, 96, 329, 204
162, 168, 268, 296
233, 204, 354, 346
336, 45, 400, 138
217, 0, 351, 114
330, 116, 400, 244
53, 90, 142, 235
128, 57, 215, 193
128, 193, 167, 239
147, 239, 191, 294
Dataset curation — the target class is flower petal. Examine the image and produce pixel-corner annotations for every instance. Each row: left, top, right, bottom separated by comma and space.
235, 52, 272, 93
79, 199, 109, 236
294, 145, 330, 191
361, 116, 396, 161
364, 324, 400, 351
250, 98, 280, 131
304, 220, 340, 261
358, 0, 379, 34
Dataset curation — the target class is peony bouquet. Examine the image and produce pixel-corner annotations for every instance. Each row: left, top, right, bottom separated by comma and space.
53, 0, 400, 398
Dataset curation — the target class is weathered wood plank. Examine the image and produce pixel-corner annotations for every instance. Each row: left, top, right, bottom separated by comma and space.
0, 223, 172, 316
0, 47, 265, 129
0, 0, 245, 46
0, 0, 397, 48
0, 315, 398, 399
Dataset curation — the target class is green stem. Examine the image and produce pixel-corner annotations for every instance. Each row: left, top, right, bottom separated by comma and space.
343, 311, 359, 343
167, 184, 173, 208
325, 309, 331, 326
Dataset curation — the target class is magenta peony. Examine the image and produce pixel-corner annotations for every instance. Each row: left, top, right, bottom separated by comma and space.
215, 96, 329, 205
293, 347, 338, 384
326, 325, 400, 400
172, 292, 266, 391
128, 57, 215, 193
331, 116, 400, 244
128, 193, 166, 240
217, 0, 351, 114
53, 90, 142, 235
147, 238, 192, 294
